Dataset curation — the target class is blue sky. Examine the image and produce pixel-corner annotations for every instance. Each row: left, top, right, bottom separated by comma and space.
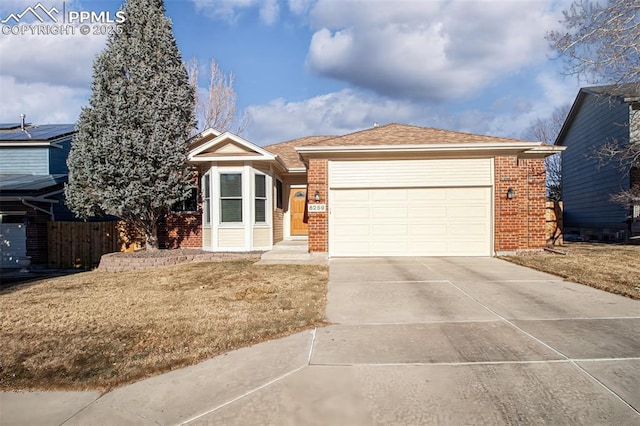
0, 0, 584, 145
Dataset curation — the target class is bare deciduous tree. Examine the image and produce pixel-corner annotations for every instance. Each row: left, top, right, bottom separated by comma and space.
186, 57, 248, 134
548, 0, 639, 208
522, 104, 572, 201
547, 0, 639, 89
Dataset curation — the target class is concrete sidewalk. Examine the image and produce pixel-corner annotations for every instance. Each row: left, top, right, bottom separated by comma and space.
1, 331, 317, 426
2, 257, 639, 425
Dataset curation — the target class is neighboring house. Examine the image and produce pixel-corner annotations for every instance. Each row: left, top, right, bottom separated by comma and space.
0, 119, 76, 267
555, 84, 640, 240
171, 123, 563, 257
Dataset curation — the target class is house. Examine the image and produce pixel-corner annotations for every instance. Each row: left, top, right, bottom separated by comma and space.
170, 123, 563, 257
555, 84, 640, 240
0, 118, 76, 267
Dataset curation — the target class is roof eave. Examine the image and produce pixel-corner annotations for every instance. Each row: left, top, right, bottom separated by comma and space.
297, 142, 541, 155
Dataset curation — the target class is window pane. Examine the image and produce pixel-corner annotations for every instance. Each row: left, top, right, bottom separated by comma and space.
203, 175, 210, 198
221, 174, 242, 197
203, 199, 210, 224
255, 174, 266, 198
255, 199, 266, 222
221, 199, 242, 222
276, 180, 283, 209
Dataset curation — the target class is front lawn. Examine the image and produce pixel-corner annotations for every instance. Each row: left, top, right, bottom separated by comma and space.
503, 242, 640, 299
0, 260, 328, 391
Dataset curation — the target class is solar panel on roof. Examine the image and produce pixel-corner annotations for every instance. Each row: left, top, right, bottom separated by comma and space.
0, 123, 23, 130
0, 124, 76, 141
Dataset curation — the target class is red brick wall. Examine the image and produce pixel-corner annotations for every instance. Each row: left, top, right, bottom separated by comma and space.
307, 158, 328, 252
494, 156, 547, 252
159, 213, 202, 249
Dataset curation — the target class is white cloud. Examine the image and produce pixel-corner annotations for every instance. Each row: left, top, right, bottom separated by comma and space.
190, 0, 280, 25
245, 89, 428, 144
260, 0, 280, 25
305, 0, 568, 102
0, 20, 108, 124
0, 24, 107, 88
0, 75, 88, 123
244, 68, 583, 145
288, 0, 313, 16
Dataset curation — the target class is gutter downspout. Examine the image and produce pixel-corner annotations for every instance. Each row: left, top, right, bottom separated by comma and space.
20, 199, 55, 221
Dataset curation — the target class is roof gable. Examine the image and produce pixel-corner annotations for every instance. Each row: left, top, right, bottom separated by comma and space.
187, 129, 277, 162
555, 83, 638, 146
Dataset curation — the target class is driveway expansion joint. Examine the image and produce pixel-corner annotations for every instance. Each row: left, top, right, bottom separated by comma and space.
177, 329, 318, 425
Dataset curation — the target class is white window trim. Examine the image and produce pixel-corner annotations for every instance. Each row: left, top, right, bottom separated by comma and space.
254, 171, 268, 226
202, 170, 212, 227
218, 167, 245, 228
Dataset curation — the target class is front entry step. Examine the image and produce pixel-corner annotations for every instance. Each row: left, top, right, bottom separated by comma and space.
256, 240, 327, 265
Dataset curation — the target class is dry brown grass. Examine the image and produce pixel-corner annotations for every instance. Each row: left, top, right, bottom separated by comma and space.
504, 242, 640, 299
0, 260, 328, 392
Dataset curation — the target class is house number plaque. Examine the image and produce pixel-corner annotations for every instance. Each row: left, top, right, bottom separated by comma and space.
308, 204, 326, 213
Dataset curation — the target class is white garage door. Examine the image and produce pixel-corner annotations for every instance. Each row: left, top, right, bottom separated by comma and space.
329, 159, 493, 257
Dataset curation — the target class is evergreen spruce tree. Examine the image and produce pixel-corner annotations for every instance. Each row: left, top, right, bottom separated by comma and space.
66, 0, 195, 249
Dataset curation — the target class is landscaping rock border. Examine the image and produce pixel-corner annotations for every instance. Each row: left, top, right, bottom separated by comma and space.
98, 249, 263, 272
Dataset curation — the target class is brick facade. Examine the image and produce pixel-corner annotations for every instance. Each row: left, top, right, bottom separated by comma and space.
494, 156, 547, 253
302, 155, 548, 255
159, 213, 202, 249
306, 158, 328, 252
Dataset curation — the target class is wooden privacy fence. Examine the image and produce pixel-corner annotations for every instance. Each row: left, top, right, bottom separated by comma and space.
48, 221, 142, 269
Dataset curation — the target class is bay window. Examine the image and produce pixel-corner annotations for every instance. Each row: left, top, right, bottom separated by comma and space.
255, 174, 266, 223
220, 173, 242, 223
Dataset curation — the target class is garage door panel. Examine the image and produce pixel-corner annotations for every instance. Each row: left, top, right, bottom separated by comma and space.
333, 189, 369, 201
371, 224, 409, 235
408, 188, 448, 201
448, 205, 488, 218
371, 189, 407, 201
409, 207, 447, 218
330, 186, 491, 257
332, 206, 369, 219
448, 187, 491, 201
447, 224, 489, 236
372, 207, 407, 218
410, 224, 447, 236
332, 223, 370, 237
371, 241, 409, 253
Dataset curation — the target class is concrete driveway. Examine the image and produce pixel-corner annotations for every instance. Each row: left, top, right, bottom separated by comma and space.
2, 257, 639, 425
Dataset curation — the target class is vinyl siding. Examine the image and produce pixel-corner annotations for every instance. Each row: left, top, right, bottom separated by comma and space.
0, 147, 49, 174
202, 227, 212, 248
218, 228, 244, 248
560, 94, 630, 229
49, 138, 72, 174
253, 227, 271, 247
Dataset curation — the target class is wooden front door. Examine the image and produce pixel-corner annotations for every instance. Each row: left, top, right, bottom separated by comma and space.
290, 188, 308, 236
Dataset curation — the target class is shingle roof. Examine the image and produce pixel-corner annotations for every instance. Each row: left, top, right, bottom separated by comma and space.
264, 123, 529, 170
264, 136, 332, 169
0, 174, 67, 193
583, 82, 640, 98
